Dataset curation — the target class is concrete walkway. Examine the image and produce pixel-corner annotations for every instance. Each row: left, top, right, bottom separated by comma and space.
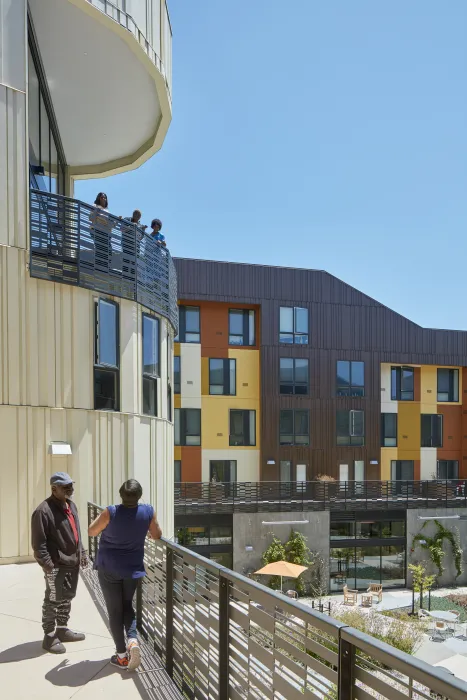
0, 563, 178, 700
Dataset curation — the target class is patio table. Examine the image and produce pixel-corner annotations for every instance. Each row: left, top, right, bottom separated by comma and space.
429, 611, 457, 622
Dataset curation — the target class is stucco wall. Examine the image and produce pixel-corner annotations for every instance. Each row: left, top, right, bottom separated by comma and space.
232, 511, 330, 592
406, 508, 467, 587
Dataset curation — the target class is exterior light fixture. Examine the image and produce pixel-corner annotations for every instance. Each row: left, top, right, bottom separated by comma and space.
267, 460, 275, 465
49, 441, 72, 455
245, 545, 254, 552
370, 460, 378, 465
261, 520, 309, 526
417, 515, 460, 521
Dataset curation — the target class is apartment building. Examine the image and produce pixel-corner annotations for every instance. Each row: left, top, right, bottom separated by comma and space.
0, 0, 176, 561
173, 258, 467, 586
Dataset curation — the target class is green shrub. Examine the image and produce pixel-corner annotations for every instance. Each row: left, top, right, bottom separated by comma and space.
332, 608, 424, 656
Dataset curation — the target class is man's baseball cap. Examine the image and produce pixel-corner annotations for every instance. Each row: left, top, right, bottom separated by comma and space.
50, 472, 74, 486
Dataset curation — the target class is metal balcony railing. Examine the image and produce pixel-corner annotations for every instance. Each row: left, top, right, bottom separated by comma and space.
88, 501, 467, 700
29, 189, 178, 332
174, 480, 467, 515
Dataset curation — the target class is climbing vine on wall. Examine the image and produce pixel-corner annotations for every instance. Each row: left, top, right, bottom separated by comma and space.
412, 520, 463, 580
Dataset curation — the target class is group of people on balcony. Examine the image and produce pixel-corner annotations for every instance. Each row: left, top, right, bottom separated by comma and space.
92, 192, 166, 247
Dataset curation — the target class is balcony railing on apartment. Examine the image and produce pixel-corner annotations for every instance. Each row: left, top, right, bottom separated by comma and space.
30, 189, 178, 331
175, 480, 467, 514
88, 501, 467, 700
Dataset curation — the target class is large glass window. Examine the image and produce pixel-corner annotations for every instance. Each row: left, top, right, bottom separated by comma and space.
280, 460, 292, 482
279, 307, 308, 344
229, 309, 255, 346
336, 410, 364, 446
175, 306, 200, 343
174, 460, 181, 483
209, 359, 236, 395
437, 460, 459, 480
336, 361, 365, 397
381, 413, 397, 447
391, 366, 414, 401
142, 314, 159, 416
280, 409, 310, 446
28, 42, 66, 194
437, 368, 459, 402
279, 358, 309, 395
174, 408, 201, 446
229, 410, 256, 446
94, 299, 119, 410
421, 414, 443, 448
330, 545, 406, 592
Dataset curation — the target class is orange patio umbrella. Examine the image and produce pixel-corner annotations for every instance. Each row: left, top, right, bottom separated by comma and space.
254, 561, 308, 593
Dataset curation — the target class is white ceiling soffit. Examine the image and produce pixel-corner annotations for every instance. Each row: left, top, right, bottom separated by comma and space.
29, 0, 170, 178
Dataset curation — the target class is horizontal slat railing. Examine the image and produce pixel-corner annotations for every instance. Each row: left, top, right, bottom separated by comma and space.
174, 479, 467, 514
29, 189, 178, 331
88, 501, 467, 700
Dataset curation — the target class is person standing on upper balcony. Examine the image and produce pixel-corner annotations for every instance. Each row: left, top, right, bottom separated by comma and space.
89, 192, 111, 241
150, 218, 166, 247
88, 479, 162, 671
125, 209, 147, 233
31, 472, 88, 654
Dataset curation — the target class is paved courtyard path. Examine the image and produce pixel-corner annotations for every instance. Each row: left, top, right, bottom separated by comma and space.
0, 563, 179, 700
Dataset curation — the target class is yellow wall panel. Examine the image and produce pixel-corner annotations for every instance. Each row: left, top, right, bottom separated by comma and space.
228, 349, 260, 400
397, 402, 421, 454
174, 446, 182, 461
380, 447, 397, 480
420, 366, 437, 408
201, 397, 260, 450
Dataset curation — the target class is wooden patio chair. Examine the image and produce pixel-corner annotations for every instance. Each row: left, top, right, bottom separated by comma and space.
367, 583, 383, 603
343, 585, 358, 606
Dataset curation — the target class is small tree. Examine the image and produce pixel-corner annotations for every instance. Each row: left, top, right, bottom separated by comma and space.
262, 535, 286, 590
285, 529, 313, 596
409, 562, 435, 609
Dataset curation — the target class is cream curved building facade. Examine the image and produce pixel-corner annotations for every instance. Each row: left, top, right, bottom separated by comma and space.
0, 0, 176, 561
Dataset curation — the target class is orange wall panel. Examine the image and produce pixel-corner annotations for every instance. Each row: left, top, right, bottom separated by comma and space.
180, 447, 202, 482
414, 460, 420, 480
438, 405, 462, 458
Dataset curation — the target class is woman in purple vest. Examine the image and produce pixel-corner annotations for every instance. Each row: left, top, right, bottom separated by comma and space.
88, 479, 162, 670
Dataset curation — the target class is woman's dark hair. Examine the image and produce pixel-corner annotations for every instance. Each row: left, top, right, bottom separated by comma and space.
94, 192, 108, 206
119, 479, 142, 506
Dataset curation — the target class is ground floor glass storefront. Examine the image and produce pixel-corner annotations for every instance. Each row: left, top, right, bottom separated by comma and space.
330, 511, 406, 592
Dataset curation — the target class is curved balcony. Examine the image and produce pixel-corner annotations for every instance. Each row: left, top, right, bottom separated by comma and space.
28, 0, 172, 177
29, 189, 178, 331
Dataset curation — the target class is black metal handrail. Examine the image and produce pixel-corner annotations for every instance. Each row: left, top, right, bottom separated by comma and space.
87, 502, 467, 700
174, 479, 467, 514
29, 189, 178, 332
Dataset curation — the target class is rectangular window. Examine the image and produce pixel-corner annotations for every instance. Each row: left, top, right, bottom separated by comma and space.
336, 361, 364, 397
142, 314, 159, 416
210, 460, 237, 482
279, 358, 309, 395
279, 409, 310, 446
174, 460, 181, 483
421, 414, 443, 448
391, 460, 414, 480
437, 368, 459, 402
437, 460, 459, 480
175, 306, 200, 343
381, 413, 397, 447
229, 410, 256, 446
336, 410, 364, 446
209, 358, 236, 395
391, 366, 414, 401
174, 408, 201, 446
174, 356, 181, 394
94, 299, 119, 411
279, 306, 308, 344
229, 309, 255, 346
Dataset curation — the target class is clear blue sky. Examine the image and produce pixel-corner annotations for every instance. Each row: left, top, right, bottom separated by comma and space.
76, 1, 467, 330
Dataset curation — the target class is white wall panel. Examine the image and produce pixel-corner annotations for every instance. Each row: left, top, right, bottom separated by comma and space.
0, 0, 26, 92
202, 449, 260, 483
180, 343, 201, 407
420, 448, 437, 481
0, 86, 27, 249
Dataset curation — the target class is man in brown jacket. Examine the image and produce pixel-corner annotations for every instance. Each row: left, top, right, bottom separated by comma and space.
31, 472, 88, 653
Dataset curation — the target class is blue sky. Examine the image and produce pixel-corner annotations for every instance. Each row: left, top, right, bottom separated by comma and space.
76, 1, 467, 330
